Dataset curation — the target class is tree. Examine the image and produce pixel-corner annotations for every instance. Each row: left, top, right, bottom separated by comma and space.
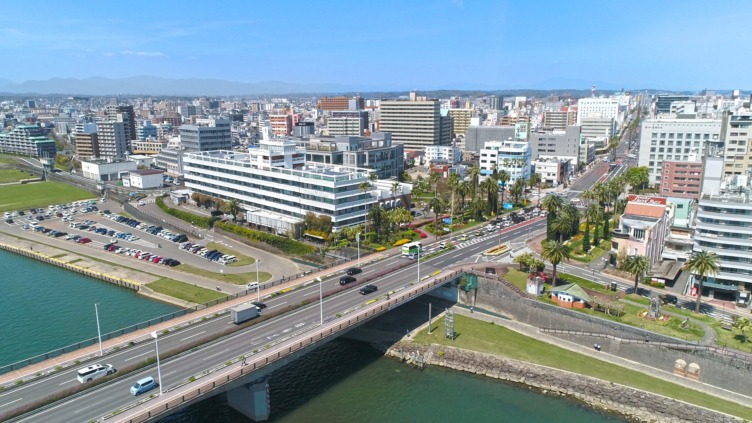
510, 178, 525, 205
542, 240, 571, 288
480, 177, 498, 215
582, 219, 591, 252
428, 194, 446, 238
623, 255, 651, 292
388, 207, 413, 232
514, 252, 535, 271
391, 181, 402, 201
498, 170, 511, 205
468, 165, 481, 198
733, 318, 751, 343
551, 214, 572, 243
457, 181, 471, 221
468, 197, 486, 221
586, 204, 601, 246
528, 173, 541, 201
368, 204, 388, 238
447, 172, 461, 222
541, 194, 564, 241
399, 171, 412, 182
224, 199, 241, 222
683, 250, 720, 313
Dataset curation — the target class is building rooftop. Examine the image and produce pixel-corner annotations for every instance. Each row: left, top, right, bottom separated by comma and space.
624, 195, 667, 218
621, 215, 660, 230
130, 169, 164, 176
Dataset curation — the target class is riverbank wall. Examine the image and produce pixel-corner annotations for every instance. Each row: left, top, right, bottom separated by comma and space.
386, 342, 740, 423
0, 241, 141, 291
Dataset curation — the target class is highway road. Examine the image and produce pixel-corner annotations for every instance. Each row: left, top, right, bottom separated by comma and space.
2, 220, 544, 422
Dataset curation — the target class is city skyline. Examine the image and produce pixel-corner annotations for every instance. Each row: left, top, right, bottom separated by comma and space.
1, 0, 750, 92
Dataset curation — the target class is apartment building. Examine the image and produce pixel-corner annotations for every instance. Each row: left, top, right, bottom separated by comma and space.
576, 98, 619, 125
721, 112, 752, 177
74, 132, 99, 159
662, 197, 694, 262
327, 110, 368, 136
693, 190, 752, 298
447, 108, 473, 138
0, 125, 57, 158
183, 140, 376, 236
96, 121, 129, 160
543, 109, 577, 130
269, 114, 292, 137
638, 116, 722, 186
425, 143, 461, 165
659, 160, 703, 199
479, 140, 531, 183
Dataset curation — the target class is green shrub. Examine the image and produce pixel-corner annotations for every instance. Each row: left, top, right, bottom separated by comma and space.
155, 197, 218, 228
393, 238, 411, 247
215, 221, 316, 256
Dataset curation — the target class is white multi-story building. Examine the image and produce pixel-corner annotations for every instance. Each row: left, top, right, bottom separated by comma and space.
576, 98, 619, 126
425, 143, 461, 165
638, 116, 722, 186
479, 140, 531, 183
183, 139, 377, 236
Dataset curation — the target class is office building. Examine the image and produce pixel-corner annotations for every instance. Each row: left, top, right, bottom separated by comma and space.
132, 140, 167, 155
656, 95, 691, 115
0, 125, 57, 158
532, 157, 570, 186
96, 121, 129, 160
479, 140, 531, 183
611, 195, 670, 265
694, 188, 752, 298
580, 117, 615, 140
576, 98, 619, 125
293, 121, 315, 138
379, 93, 451, 150
318, 96, 364, 111
179, 118, 232, 151
464, 125, 516, 153
638, 116, 722, 185
529, 126, 582, 167
488, 95, 503, 111
183, 140, 377, 235
300, 133, 404, 179
659, 159, 703, 199
137, 120, 158, 140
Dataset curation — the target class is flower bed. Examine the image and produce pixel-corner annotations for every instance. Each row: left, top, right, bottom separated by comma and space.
483, 243, 511, 256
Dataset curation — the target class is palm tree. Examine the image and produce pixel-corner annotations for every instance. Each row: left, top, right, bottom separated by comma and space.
528, 173, 541, 202
468, 165, 481, 198
368, 204, 387, 238
683, 250, 720, 313
428, 194, 446, 239
498, 169, 511, 205
585, 203, 601, 247
479, 177, 498, 216
224, 199, 241, 222
468, 197, 486, 221
447, 172, 460, 225
510, 178, 526, 205
623, 255, 651, 292
428, 171, 440, 193
542, 240, 571, 288
551, 214, 572, 243
561, 203, 580, 239
391, 181, 401, 200
457, 181, 471, 220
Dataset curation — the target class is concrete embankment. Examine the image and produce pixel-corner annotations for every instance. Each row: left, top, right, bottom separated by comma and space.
385, 342, 741, 423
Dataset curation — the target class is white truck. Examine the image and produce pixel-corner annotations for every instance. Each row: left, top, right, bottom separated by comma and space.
737, 292, 751, 307
231, 303, 261, 324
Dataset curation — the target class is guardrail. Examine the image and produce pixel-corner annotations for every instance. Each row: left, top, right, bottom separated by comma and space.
108, 269, 464, 423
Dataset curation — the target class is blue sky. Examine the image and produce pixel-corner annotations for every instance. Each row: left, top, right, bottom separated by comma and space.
1, 0, 749, 90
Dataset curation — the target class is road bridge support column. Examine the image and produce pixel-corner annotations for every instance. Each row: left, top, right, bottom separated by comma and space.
227, 382, 270, 421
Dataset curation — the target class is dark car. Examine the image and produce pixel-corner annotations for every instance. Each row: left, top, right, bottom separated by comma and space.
359, 284, 378, 295
251, 301, 267, 309
339, 276, 356, 286
660, 294, 678, 305
346, 267, 362, 276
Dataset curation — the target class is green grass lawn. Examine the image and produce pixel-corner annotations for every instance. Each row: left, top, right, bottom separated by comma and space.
414, 314, 752, 420
503, 268, 529, 291
0, 169, 34, 184
0, 156, 18, 164
146, 277, 226, 304
205, 242, 256, 267
0, 181, 93, 212
175, 263, 272, 285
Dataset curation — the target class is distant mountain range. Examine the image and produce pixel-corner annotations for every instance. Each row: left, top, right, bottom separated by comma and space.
0, 75, 699, 97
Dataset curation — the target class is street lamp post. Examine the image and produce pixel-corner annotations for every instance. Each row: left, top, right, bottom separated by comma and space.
94, 303, 103, 357
255, 259, 261, 301
316, 277, 323, 325
151, 331, 163, 395
417, 247, 421, 283
356, 232, 361, 267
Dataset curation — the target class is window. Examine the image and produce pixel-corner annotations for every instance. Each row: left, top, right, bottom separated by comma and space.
660, 133, 666, 138
652, 132, 658, 138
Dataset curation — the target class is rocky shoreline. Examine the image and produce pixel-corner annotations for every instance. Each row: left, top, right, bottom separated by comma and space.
384, 342, 741, 423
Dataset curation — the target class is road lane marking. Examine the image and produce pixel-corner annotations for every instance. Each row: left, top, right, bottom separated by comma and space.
0, 398, 23, 408
267, 302, 287, 309
59, 379, 76, 386
180, 331, 206, 341
124, 349, 154, 361
203, 349, 229, 361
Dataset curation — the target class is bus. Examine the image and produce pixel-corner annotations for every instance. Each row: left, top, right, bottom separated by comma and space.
401, 241, 422, 256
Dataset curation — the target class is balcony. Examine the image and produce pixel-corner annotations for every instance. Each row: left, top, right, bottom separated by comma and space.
611, 229, 629, 239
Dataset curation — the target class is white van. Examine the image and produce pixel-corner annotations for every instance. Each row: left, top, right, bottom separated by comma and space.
246, 282, 259, 291
77, 363, 116, 383
439, 242, 447, 249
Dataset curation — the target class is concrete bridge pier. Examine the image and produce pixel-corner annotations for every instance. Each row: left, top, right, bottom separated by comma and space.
227, 382, 270, 421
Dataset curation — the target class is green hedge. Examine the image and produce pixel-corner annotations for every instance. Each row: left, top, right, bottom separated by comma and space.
155, 196, 218, 229
215, 221, 316, 256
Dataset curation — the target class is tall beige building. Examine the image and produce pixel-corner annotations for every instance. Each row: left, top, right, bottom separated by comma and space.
447, 108, 472, 138
722, 111, 752, 177
379, 93, 451, 150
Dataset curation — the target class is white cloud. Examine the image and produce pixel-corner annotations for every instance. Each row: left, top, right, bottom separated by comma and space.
121, 50, 165, 57
104, 52, 114, 57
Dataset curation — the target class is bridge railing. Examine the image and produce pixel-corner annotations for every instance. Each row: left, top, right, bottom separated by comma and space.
109, 269, 464, 423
